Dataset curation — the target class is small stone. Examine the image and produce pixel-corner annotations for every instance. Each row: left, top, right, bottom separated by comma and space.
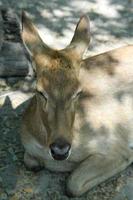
23, 187, 33, 193
5, 189, 15, 196
0, 79, 7, 87
12, 154, 18, 162
0, 193, 8, 200
0, 176, 3, 183
10, 194, 19, 200
61, 196, 69, 200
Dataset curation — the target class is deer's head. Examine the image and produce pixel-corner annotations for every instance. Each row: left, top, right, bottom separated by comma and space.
22, 12, 90, 161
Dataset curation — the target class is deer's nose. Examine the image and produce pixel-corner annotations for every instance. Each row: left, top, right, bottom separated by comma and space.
49, 138, 71, 161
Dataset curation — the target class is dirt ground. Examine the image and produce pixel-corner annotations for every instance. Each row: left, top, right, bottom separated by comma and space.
0, 0, 133, 200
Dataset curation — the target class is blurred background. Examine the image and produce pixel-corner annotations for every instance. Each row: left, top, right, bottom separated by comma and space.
0, 0, 133, 55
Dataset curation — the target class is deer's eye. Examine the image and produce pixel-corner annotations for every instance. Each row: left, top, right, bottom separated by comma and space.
72, 90, 83, 100
37, 91, 48, 102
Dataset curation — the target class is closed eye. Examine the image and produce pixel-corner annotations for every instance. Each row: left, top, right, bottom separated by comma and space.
37, 90, 48, 101
72, 89, 83, 99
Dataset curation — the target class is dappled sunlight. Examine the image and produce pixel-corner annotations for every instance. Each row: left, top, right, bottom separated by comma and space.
0, 0, 131, 52
95, 0, 120, 18
0, 90, 33, 109
0, 1, 133, 199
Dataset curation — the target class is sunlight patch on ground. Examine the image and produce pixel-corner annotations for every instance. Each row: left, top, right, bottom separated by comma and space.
96, 0, 120, 18
0, 91, 33, 109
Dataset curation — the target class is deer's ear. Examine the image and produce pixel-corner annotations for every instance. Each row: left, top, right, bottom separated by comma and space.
22, 11, 42, 54
68, 15, 90, 58
22, 11, 50, 55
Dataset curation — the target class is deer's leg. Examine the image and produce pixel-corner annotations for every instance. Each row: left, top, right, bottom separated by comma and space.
24, 152, 43, 172
67, 152, 132, 197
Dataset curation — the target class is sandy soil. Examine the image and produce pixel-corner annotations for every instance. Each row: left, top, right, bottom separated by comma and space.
0, 0, 133, 199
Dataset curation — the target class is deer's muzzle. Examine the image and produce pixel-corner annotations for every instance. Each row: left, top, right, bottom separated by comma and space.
49, 138, 71, 161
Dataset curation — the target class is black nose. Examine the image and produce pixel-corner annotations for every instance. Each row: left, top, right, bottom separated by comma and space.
50, 138, 71, 161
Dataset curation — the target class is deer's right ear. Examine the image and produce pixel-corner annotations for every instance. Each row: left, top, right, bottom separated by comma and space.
67, 15, 90, 59
22, 11, 44, 55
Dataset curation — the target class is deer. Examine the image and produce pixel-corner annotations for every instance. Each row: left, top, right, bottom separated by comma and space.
21, 12, 133, 197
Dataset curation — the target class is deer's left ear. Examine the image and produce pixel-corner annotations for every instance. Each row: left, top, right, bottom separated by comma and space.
68, 15, 90, 58
22, 11, 51, 56
22, 11, 42, 55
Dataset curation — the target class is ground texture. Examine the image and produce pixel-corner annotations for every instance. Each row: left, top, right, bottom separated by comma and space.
0, 0, 133, 199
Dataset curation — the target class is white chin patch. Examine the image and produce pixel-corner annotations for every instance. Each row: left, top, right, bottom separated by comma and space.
66, 148, 71, 160
48, 149, 72, 160
49, 149, 55, 160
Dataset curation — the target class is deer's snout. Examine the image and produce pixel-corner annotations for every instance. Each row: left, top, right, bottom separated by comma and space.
49, 138, 71, 161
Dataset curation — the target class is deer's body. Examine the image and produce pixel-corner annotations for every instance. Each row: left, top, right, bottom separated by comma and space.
21, 12, 133, 196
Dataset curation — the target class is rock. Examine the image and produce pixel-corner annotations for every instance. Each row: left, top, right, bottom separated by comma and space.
0, 42, 29, 77
1, 9, 21, 43
0, 9, 34, 78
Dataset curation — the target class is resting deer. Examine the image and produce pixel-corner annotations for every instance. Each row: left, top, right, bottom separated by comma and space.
21, 12, 133, 196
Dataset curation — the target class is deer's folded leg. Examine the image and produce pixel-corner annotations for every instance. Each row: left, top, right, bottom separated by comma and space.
67, 152, 132, 197
24, 152, 43, 172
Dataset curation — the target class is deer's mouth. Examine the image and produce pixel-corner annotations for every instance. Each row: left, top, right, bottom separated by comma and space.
50, 150, 71, 161
49, 138, 71, 161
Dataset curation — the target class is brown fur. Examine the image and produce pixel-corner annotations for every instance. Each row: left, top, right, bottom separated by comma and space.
21, 12, 133, 197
